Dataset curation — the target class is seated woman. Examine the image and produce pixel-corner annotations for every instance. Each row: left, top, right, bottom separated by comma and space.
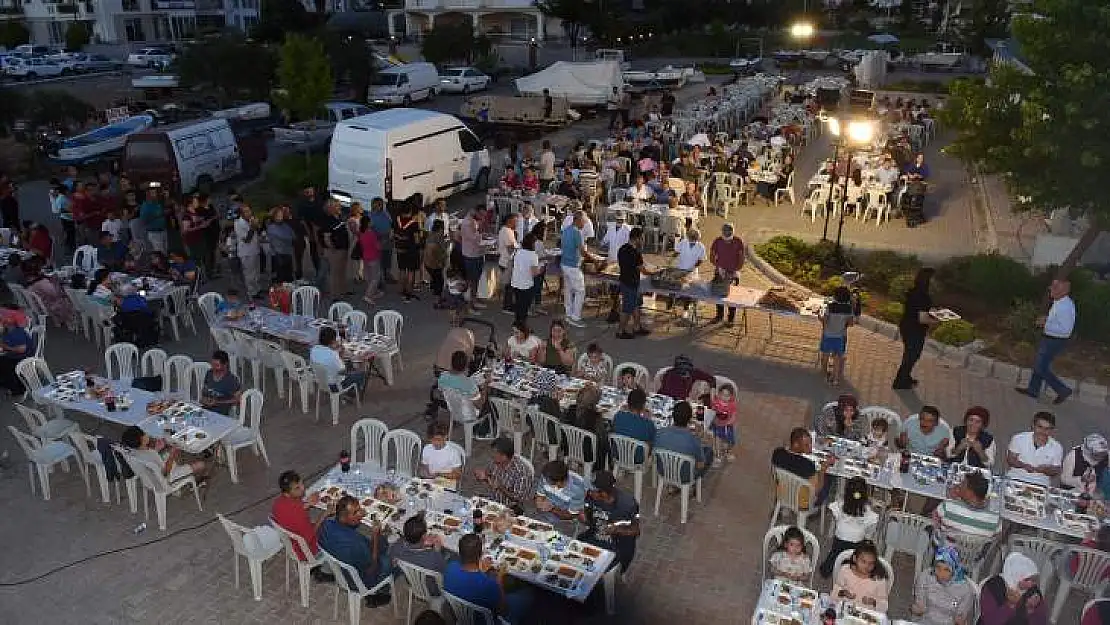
575, 343, 611, 385
521, 167, 540, 195
813, 394, 868, 442
24, 259, 74, 326
945, 406, 996, 468
979, 553, 1047, 625
831, 541, 890, 612
120, 425, 208, 485
504, 320, 543, 363
500, 165, 522, 190
87, 268, 117, 307
146, 251, 174, 279
541, 319, 576, 375
912, 546, 975, 625
27, 224, 52, 262
419, 421, 464, 486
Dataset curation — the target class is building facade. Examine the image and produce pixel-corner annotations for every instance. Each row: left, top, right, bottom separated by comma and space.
388, 0, 563, 42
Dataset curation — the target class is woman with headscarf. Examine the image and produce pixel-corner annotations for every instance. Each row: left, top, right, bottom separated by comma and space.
979, 553, 1047, 625
1061, 433, 1110, 492
893, 267, 941, 389
946, 406, 997, 468
911, 546, 975, 625
814, 394, 867, 442
25, 259, 74, 326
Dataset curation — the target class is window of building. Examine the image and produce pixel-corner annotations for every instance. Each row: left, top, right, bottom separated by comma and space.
124, 17, 146, 41
122, 0, 140, 10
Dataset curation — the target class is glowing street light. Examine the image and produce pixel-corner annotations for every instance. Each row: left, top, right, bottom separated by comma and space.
790, 22, 815, 39
826, 116, 877, 145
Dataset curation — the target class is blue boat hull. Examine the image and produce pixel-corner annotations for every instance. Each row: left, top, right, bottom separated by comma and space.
48, 114, 154, 165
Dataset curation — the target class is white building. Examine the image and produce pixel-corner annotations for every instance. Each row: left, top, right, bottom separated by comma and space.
389, 0, 562, 41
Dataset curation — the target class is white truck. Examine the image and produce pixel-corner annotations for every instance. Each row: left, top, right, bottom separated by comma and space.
272, 101, 372, 150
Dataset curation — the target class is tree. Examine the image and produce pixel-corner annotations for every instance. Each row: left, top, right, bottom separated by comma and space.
940, 0, 1110, 277
0, 21, 29, 50
536, 0, 612, 45
420, 22, 491, 66
252, 0, 321, 43
0, 87, 26, 137
960, 0, 1011, 56
275, 34, 333, 123
26, 90, 94, 128
176, 34, 276, 105
321, 31, 376, 103
64, 21, 90, 52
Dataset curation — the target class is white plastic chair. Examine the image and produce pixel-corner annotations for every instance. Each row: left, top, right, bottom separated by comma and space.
65, 286, 94, 340
109, 443, 142, 514
311, 362, 361, 426
802, 186, 829, 223
862, 190, 890, 225
770, 467, 821, 529
1005, 534, 1064, 599
22, 288, 51, 329
832, 548, 895, 594
713, 374, 738, 397
218, 514, 283, 601
253, 338, 287, 399
949, 531, 996, 582
774, 171, 796, 205
28, 324, 45, 357
8, 425, 80, 501
161, 285, 196, 341
328, 301, 353, 323
1053, 546, 1110, 623
561, 423, 598, 477
608, 433, 651, 504
73, 245, 98, 273
382, 429, 422, 477
281, 351, 314, 414
762, 524, 821, 586
320, 548, 396, 625
15, 356, 54, 404
223, 389, 270, 484
272, 520, 329, 608
69, 431, 112, 504
196, 291, 224, 327
651, 367, 671, 394
163, 354, 194, 399
188, 361, 211, 404
880, 511, 932, 575
487, 396, 525, 456
575, 352, 613, 381
527, 407, 562, 464
861, 406, 903, 444
653, 448, 702, 524
443, 591, 509, 625
611, 361, 650, 389
140, 348, 168, 377
292, 285, 320, 317
127, 449, 203, 531
395, 560, 446, 623
230, 329, 260, 389
342, 310, 369, 335
372, 309, 404, 384
105, 341, 139, 382
15, 402, 78, 444
350, 418, 389, 467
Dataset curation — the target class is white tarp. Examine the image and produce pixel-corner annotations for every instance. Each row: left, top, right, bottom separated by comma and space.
515, 61, 622, 106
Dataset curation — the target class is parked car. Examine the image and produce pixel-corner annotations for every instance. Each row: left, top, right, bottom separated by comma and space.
13, 44, 57, 57
127, 47, 174, 69
7, 57, 65, 80
49, 53, 79, 72
438, 67, 490, 94
70, 53, 124, 73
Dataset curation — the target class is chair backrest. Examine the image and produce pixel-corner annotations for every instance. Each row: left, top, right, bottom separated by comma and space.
210, 327, 239, 357
861, 406, 902, 444
487, 396, 523, 435
381, 429, 422, 477
350, 418, 389, 465
561, 423, 597, 466
126, 450, 172, 493
27, 322, 45, 358
832, 549, 895, 594
1005, 535, 1063, 590
651, 367, 671, 393
528, 407, 562, 447
396, 560, 445, 601
575, 352, 613, 379
612, 362, 650, 389
881, 511, 932, 565
328, 302, 353, 323
217, 513, 252, 558
311, 361, 339, 387
712, 375, 737, 398
291, 286, 320, 317
608, 433, 648, 470
443, 387, 480, 424
272, 517, 316, 563
105, 342, 139, 381
188, 362, 211, 403
772, 467, 812, 513
73, 245, 98, 273
320, 548, 372, 595
281, 351, 312, 381
164, 285, 190, 316
1064, 546, 1110, 589
372, 310, 404, 346
140, 348, 168, 377
254, 338, 285, 368
16, 357, 54, 395
163, 355, 194, 397
14, 403, 48, 431
238, 388, 264, 429
8, 425, 42, 459
342, 310, 368, 335
69, 431, 102, 466
762, 524, 821, 585
654, 448, 696, 485
443, 591, 497, 625
196, 292, 224, 326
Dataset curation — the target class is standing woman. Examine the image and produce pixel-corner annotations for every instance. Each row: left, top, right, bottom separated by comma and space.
266, 206, 296, 283
393, 202, 422, 302
346, 202, 365, 282
893, 267, 940, 390
358, 215, 381, 306
180, 200, 210, 274
0, 174, 19, 228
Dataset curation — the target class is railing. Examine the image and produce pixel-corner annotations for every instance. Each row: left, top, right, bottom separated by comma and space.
0, 5, 23, 14
405, 0, 531, 9
57, 3, 79, 12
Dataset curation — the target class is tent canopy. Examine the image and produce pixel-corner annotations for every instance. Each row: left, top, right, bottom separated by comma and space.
515, 61, 622, 106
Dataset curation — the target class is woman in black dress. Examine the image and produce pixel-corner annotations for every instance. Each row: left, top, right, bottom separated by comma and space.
893, 267, 940, 389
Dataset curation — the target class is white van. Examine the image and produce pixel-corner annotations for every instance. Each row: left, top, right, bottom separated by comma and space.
122, 118, 241, 194
328, 109, 490, 209
367, 62, 439, 106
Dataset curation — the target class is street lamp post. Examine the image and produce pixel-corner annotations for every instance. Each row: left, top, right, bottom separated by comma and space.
822, 115, 877, 258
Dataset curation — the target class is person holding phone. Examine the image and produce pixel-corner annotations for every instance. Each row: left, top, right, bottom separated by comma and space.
579, 470, 640, 573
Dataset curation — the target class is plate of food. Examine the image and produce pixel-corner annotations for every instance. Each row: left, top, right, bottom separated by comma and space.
567, 540, 604, 560
1007, 482, 1047, 499
929, 308, 962, 322
1060, 511, 1099, 533
842, 601, 883, 625
470, 496, 509, 516
539, 561, 584, 591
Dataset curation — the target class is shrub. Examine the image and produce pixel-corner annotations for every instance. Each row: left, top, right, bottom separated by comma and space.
818, 275, 845, 296
936, 254, 1038, 307
854, 250, 921, 295
887, 272, 917, 300
875, 301, 904, 323
933, 320, 977, 346
263, 154, 327, 198
1073, 280, 1110, 342
755, 235, 811, 268
1001, 300, 1039, 340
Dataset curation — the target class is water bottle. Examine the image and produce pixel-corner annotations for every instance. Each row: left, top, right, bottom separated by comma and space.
133, 522, 147, 534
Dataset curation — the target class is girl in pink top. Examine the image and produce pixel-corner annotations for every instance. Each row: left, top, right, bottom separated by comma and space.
521, 167, 540, 194
358, 219, 381, 305
710, 383, 738, 461
831, 541, 890, 612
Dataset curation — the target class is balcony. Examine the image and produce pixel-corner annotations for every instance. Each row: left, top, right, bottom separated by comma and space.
481, 0, 534, 7
405, 0, 534, 9
196, 0, 222, 10
0, 5, 23, 14
57, 2, 78, 12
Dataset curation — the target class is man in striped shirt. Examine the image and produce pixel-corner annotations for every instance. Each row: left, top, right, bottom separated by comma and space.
932, 471, 1000, 549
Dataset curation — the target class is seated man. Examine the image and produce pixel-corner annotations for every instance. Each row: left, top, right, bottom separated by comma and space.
317, 495, 392, 607
1005, 411, 1063, 488
612, 388, 656, 463
473, 437, 533, 513
444, 533, 532, 624
535, 459, 588, 526
309, 326, 368, 394
200, 350, 242, 415
146, 251, 174, 279
96, 230, 128, 271
772, 427, 834, 508
420, 421, 465, 485
897, 405, 951, 458
120, 424, 208, 484
271, 470, 334, 581
555, 171, 581, 200
932, 471, 1001, 547
167, 251, 198, 283
388, 515, 447, 594
656, 355, 715, 403
653, 402, 714, 481
579, 470, 641, 573
0, 313, 33, 394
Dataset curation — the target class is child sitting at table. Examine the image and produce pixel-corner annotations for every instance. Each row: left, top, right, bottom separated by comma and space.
867, 418, 890, 451
769, 526, 813, 583
821, 477, 880, 578
710, 383, 738, 462
168, 251, 198, 284
216, 288, 246, 317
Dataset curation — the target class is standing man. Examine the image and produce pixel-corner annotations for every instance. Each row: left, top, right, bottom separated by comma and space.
234, 204, 263, 299
459, 205, 485, 310
319, 201, 350, 298
370, 198, 393, 291
607, 87, 621, 130
560, 210, 599, 328
708, 223, 744, 324
538, 140, 557, 191
139, 187, 167, 253
616, 227, 655, 339
294, 186, 323, 280
1016, 278, 1075, 404
49, 183, 75, 253
497, 213, 519, 314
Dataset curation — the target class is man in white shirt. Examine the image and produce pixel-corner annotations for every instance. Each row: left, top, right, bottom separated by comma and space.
628, 175, 654, 203
561, 210, 595, 242
1016, 278, 1076, 403
515, 204, 539, 243
234, 206, 262, 298
1005, 411, 1064, 487
309, 327, 368, 393
538, 140, 557, 190
497, 214, 519, 314
675, 228, 706, 275
601, 214, 631, 266
875, 158, 901, 189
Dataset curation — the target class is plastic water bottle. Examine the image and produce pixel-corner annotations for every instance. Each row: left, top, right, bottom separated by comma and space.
133, 522, 147, 534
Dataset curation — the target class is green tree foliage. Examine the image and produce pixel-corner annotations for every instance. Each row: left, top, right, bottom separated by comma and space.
252, 0, 321, 43
0, 87, 26, 136
941, 0, 1110, 275
536, 0, 611, 44
276, 34, 334, 123
321, 32, 376, 103
419, 22, 492, 66
26, 90, 94, 128
961, 0, 1011, 55
0, 21, 29, 49
64, 21, 90, 52
176, 34, 276, 105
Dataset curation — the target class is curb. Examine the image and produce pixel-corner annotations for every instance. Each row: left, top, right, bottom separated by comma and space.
745, 244, 1109, 406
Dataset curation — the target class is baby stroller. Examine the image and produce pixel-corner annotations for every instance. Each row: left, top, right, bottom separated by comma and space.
425, 317, 500, 419
902, 181, 927, 228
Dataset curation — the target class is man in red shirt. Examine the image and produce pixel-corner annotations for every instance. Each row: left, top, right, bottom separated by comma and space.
271, 470, 334, 581
708, 223, 745, 324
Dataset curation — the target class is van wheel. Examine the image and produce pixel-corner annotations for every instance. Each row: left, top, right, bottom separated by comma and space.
475, 167, 490, 191
427, 88, 436, 101
402, 95, 412, 107
197, 175, 214, 195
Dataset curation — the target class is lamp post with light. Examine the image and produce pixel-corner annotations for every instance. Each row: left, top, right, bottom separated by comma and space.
821, 115, 877, 258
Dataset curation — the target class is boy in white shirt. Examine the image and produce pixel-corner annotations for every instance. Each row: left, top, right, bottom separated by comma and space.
420, 422, 465, 486
101, 209, 123, 242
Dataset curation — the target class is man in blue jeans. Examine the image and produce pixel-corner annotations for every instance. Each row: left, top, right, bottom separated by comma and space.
317, 495, 392, 607
1016, 278, 1076, 404
653, 402, 714, 482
